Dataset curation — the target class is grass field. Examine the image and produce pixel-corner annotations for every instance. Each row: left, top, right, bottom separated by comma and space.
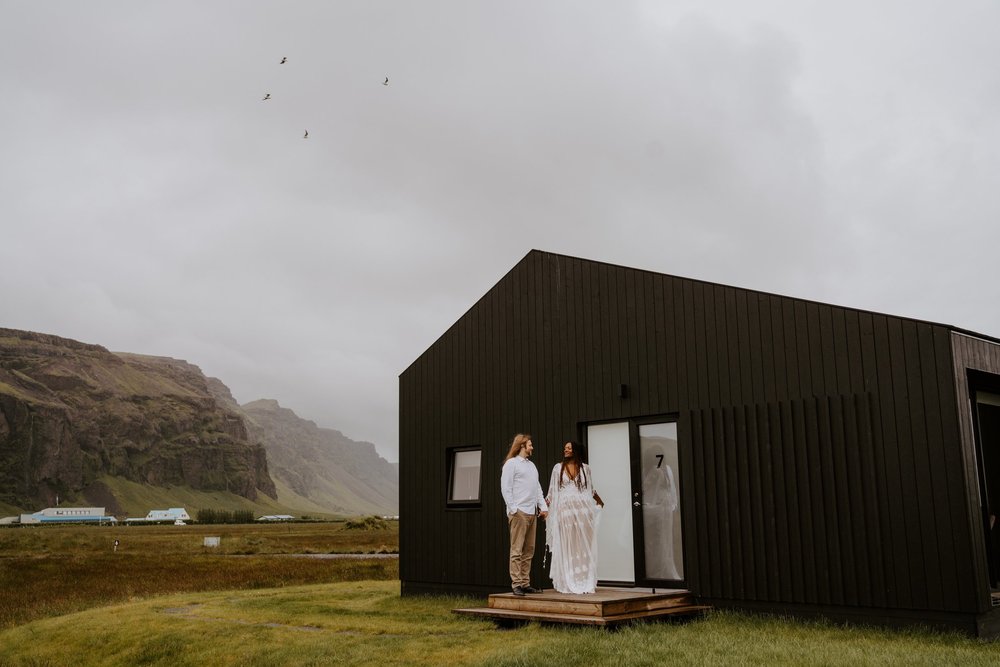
2, 581, 1000, 666
3, 523, 999, 665
0, 521, 398, 557
0, 522, 397, 628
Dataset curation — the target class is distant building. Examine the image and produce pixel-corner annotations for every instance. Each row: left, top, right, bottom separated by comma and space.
257, 514, 295, 521
19, 507, 117, 524
124, 508, 191, 523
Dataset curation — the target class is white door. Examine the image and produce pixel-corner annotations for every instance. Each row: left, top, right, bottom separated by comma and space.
587, 421, 634, 583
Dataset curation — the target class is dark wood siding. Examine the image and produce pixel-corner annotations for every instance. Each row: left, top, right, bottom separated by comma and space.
950, 332, 1000, 613
400, 250, 986, 623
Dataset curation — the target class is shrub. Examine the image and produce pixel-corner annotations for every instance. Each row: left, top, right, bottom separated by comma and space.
344, 516, 389, 531
196, 509, 255, 524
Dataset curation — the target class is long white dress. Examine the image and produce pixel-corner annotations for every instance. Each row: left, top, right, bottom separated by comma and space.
545, 463, 601, 594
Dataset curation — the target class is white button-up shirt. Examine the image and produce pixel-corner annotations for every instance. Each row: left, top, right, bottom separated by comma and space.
500, 455, 548, 516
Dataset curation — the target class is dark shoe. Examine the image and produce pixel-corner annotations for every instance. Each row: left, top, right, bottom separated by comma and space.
512, 587, 526, 596
522, 586, 542, 594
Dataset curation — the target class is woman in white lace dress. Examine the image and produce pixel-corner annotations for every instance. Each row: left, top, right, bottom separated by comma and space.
545, 441, 604, 594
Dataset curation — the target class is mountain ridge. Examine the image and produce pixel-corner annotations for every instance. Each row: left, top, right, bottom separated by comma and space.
0, 327, 398, 516
239, 398, 398, 516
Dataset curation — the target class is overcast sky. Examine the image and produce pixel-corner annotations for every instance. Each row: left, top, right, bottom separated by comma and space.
3, 1, 999, 462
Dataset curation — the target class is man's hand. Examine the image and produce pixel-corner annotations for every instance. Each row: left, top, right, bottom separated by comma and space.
539, 511, 548, 519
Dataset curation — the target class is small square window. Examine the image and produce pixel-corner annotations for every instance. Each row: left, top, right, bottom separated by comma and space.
448, 447, 482, 506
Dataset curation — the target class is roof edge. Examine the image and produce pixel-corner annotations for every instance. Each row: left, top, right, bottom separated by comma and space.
400, 248, 1000, 378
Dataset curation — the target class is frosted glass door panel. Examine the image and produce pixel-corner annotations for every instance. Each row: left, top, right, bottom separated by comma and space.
639, 422, 683, 581
587, 421, 634, 583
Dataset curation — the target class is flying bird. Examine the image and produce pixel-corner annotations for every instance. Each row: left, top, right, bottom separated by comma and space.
280, 57, 287, 64
262, 93, 271, 100
303, 130, 309, 139
383, 76, 389, 86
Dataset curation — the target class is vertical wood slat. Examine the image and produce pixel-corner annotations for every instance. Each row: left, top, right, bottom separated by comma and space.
725, 405, 745, 598
768, 401, 795, 602
857, 392, 887, 607
907, 324, 940, 609
625, 269, 642, 414
793, 301, 811, 397
744, 291, 764, 402
770, 295, 789, 401
817, 305, 836, 391
844, 310, 865, 394
742, 404, 765, 600
704, 285, 720, 407
641, 272, 657, 414
831, 308, 851, 394
923, 327, 960, 609
791, 398, 811, 603
872, 314, 909, 608
838, 394, 868, 607
817, 397, 844, 606
657, 277, 672, 409
756, 403, 779, 601
889, 318, 926, 608
758, 295, 777, 404
686, 407, 706, 595
708, 407, 728, 597
608, 267, 632, 417
722, 287, 738, 408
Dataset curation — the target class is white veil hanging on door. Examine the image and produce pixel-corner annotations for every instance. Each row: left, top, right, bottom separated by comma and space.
642, 442, 681, 581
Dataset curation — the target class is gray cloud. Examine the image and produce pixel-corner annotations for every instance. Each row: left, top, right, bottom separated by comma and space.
3, 1, 999, 461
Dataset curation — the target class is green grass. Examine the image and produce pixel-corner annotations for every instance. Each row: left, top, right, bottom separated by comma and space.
3, 523, 998, 665
1, 582, 998, 666
0, 521, 397, 557
0, 500, 22, 517
0, 553, 397, 629
0, 522, 398, 628
0, 379, 33, 402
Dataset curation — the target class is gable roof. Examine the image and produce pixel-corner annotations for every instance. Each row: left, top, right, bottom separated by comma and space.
402, 249, 1000, 375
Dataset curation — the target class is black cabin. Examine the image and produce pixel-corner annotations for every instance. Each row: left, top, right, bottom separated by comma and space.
399, 250, 1000, 636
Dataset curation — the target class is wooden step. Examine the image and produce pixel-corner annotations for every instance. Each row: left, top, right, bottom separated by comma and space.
454, 603, 711, 628
489, 589, 692, 617
454, 588, 711, 627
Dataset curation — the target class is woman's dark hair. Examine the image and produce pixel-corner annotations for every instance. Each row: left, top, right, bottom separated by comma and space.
560, 441, 588, 490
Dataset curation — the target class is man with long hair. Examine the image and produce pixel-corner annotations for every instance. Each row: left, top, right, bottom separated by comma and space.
500, 433, 548, 595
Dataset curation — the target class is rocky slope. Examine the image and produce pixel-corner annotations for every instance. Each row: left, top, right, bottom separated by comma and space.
238, 399, 398, 516
0, 328, 275, 510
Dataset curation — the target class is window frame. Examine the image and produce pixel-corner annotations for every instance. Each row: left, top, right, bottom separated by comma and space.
446, 446, 483, 509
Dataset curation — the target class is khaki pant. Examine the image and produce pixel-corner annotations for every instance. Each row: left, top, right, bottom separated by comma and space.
508, 510, 537, 588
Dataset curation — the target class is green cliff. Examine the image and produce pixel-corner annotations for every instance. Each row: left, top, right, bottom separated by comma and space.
0, 328, 276, 511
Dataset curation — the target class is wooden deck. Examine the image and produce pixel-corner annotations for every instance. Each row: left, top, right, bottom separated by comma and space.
453, 587, 710, 627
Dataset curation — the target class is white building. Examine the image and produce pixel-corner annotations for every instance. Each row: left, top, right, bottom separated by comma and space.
125, 507, 191, 523
19, 507, 117, 524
